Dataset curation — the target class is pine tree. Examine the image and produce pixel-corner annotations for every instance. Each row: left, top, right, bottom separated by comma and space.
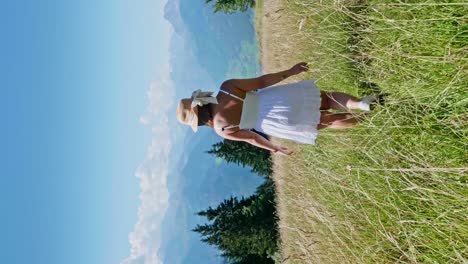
232, 254, 275, 264
207, 137, 273, 177
205, 0, 255, 14
193, 180, 278, 262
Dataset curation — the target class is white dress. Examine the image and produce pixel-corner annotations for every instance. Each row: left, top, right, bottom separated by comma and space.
215, 80, 321, 144
235, 80, 321, 144
254, 80, 321, 144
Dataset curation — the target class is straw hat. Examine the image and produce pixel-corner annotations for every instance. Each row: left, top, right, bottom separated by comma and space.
176, 90, 218, 132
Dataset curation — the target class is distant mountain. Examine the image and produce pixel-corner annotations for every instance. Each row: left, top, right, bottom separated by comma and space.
163, 0, 185, 36
158, 1, 262, 263
159, 129, 263, 263
164, 0, 257, 84
168, 33, 216, 96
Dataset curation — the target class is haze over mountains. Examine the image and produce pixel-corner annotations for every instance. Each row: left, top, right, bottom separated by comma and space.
165, 0, 260, 86
123, 1, 262, 263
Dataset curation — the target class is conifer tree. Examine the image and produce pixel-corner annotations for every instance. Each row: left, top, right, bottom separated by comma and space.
205, 0, 255, 14
207, 137, 273, 177
193, 180, 278, 262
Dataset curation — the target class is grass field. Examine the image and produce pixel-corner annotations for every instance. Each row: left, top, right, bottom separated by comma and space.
256, 0, 468, 263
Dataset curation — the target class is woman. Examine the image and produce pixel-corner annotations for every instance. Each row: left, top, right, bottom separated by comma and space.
176, 62, 377, 156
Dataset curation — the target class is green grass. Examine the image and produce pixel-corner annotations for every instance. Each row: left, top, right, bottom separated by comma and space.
261, 0, 468, 263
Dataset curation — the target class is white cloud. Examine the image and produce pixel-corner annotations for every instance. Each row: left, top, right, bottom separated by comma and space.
122, 66, 177, 264
147, 77, 175, 115
139, 116, 150, 125
121, 139, 171, 264
139, 64, 175, 125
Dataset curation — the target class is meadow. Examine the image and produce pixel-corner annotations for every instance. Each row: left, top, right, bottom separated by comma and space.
255, 0, 467, 263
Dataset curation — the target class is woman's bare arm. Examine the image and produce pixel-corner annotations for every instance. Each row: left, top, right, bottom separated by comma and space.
221, 62, 309, 92
220, 129, 293, 156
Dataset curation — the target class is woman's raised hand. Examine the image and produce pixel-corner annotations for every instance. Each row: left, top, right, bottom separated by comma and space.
274, 146, 294, 156
289, 62, 309, 75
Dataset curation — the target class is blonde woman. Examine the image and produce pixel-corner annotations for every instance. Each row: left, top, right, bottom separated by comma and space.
177, 62, 377, 155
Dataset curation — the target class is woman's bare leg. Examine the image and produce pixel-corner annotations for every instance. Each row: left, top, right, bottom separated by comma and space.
320, 91, 375, 111
318, 111, 366, 129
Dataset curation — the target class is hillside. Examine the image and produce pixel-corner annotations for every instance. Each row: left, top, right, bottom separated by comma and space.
255, 0, 467, 263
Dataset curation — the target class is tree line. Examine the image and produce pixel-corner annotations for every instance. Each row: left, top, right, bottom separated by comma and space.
194, 2, 273, 263
205, 0, 256, 14
193, 135, 278, 264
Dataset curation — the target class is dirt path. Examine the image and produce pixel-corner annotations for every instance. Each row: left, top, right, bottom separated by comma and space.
257, 2, 345, 263
258, 0, 300, 74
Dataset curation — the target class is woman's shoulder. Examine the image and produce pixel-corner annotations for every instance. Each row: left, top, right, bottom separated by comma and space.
216, 82, 246, 102
219, 80, 246, 96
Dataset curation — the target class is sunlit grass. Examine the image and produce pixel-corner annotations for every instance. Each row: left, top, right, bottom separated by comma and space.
257, 0, 467, 263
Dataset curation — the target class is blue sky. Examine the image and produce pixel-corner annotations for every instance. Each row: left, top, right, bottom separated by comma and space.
2, 0, 170, 263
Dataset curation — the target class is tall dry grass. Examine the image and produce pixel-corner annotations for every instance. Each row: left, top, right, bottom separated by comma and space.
256, 0, 467, 263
